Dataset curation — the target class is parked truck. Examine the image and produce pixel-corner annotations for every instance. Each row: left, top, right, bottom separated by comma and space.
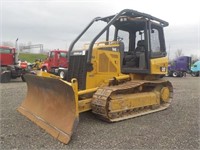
0, 45, 28, 83
166, 56, 191, 77
40, 50, 68, 79
191, 60, 200, 77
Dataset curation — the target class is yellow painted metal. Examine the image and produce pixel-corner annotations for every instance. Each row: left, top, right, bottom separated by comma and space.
31, 60, 43, 70
150, 57, 168, 74
36, 70, 60, 79
78, 98, 92, 113
85, 42, 122, 89
160, 87, 170, 102
71, 79, 79, 117
109, 92, 160, 112
114, 74, 130, 80
77, 88, 97, 113
78, 88, 98, 96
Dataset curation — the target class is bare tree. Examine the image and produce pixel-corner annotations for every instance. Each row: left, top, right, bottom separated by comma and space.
175, 49, 184, 58
190, 54, 200, 64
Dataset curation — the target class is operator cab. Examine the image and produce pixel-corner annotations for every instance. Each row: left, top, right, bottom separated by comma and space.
107, 15, 167, 74
68, 10, 168, 75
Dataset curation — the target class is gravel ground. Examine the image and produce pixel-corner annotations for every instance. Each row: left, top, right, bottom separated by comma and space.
0, 76, 200, 150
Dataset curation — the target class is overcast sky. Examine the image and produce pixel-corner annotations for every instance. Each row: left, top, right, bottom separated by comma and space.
1, 0, 200, 59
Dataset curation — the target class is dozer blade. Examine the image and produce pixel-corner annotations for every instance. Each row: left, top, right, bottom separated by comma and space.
17, 74, 79, 144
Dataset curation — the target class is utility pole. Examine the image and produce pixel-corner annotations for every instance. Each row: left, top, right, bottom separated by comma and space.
15, 38, 19, 64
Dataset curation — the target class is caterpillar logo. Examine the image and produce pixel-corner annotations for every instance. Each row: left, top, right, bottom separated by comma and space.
72, 50, 86, 55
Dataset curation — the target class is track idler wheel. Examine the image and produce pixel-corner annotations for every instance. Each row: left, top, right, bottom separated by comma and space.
160, 87, 170, 102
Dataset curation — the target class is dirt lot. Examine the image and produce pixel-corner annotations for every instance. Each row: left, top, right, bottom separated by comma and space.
0, 76, 199, 149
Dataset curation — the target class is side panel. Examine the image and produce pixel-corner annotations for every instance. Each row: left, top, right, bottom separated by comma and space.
150, 57, 168, 74
68, 43, 123, 90
86, 47, 121, 89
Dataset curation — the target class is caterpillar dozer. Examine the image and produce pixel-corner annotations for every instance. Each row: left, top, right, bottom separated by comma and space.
18, 9, 173, 144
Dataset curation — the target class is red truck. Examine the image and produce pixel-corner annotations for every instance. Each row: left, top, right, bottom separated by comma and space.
41, 50, 68, 79
0, 45, 28, 83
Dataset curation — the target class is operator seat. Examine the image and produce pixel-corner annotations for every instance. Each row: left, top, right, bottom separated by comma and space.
135, 40, 146, 69
123, 51, 138, 68
135, 40, 145, 55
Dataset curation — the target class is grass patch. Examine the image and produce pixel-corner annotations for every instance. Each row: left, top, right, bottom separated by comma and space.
19, 53, 47, 63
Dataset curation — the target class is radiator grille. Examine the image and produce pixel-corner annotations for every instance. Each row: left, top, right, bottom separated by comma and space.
67, 52, 87, 90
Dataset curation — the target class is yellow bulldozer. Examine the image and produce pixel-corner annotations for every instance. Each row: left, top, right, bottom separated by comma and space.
18, 9, 173, 144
